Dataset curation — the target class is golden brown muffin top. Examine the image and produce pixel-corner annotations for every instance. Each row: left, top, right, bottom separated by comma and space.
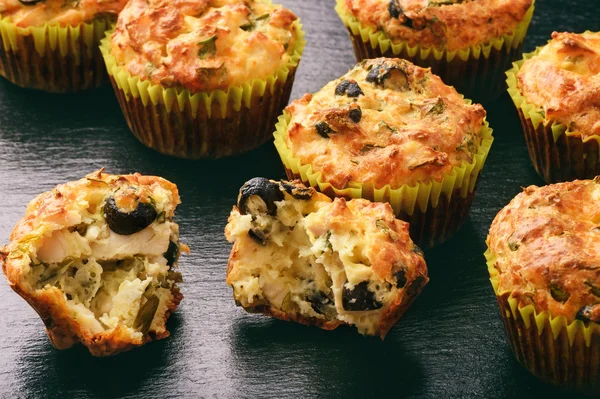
0, 0, 127, 27
110, 0, 299, 93
341, 0, 533, 51
487, 179, 600, 324
284, 58, 486, 189
518, 32, 600, 139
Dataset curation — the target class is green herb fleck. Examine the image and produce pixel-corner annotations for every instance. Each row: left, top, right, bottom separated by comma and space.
585, 280, 600, 297
198, 36, 217, 59
426, 97, 446, 116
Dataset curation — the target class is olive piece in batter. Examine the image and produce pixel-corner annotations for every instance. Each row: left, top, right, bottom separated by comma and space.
164, 241, 180, 267
335, 79, 364, 98
104, 196, 158, 236
348, 106, 362, 123
315, 121, 334, 138
280, 181, 313, 200
342, 281, 383, 311
237, 177, 284, 216
18, 0, 44, 4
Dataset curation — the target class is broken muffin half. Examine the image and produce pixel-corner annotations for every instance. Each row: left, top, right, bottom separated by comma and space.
1, 170, 186, 356
225, 178, 428, 338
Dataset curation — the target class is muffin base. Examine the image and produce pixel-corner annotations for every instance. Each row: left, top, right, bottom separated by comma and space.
507, 50, 600, 183
100, 22, 305, 159
336, 0, 534, 103
486, 250, 600, 395
274, 112, 494, 248
0, 16, 112, 92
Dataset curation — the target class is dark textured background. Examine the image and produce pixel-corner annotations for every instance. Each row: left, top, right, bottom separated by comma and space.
0, 1, 598, 398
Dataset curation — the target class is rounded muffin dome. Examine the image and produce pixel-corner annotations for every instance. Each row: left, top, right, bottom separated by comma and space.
488, 179, 600, 324
110, 0, 300, 92
341, 0, 533, 51
0, 0, 128, 27
284, 57, 487, 189
517, 31, 600, 139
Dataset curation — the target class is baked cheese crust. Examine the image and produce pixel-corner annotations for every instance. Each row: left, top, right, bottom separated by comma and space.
0, 170, 185, 356
285, 58, 486, 189
0, 0, 127, 27
518, 31, 600, 138
488, 179, 600, 324
342, 0, 533, 51
225, 178, 428, 338
110, 0, 299, 92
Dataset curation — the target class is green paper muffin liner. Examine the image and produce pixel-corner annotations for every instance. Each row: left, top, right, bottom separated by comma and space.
485, 249, 600, 394
335, 0, 534, 103
100, 21, 305, 159
506, 43, 600, 183
273, 111, 494, 248
0, 15, 113, 92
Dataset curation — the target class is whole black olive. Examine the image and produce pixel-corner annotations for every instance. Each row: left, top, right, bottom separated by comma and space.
342, 281, 383, 311
349, 106, 362, 123
280, 181, 313, 200
335, 79, 364, 98
104, 196, 158, 236
164, 241, 179, 267
315, 121, 333, 138
393, 267, 407, 289
237, 177, 284, 216
18, 0, 44, 4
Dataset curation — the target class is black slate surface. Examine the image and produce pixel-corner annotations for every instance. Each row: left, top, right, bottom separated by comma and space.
1, 1, 599, 398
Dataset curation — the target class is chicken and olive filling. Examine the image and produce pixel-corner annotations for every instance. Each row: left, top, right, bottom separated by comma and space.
19, 178, 182, 338
226, 178, 427, 336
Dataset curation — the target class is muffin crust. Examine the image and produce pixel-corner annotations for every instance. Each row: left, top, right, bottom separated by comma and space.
488, 179, 600, 324
110, 0, 299, 92
284, 58, 486, 189
0, 0, 127, 27
518, 31, 600, 138
342, 0, 533, 51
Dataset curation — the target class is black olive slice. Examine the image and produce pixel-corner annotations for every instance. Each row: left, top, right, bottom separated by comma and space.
249, 229, 269, 245
18, 0, 44, 4
348, 106, 362, 123
393, 267, 407, 289
315, 121, 333, 138
365, 63, 409, 90
342, 281, 383, 311
335, 79, 364, 98
280, 181, 313, 200
134, 295, 160, 334
576, 305, 597, 323
549, 282, 570, 303
104, 196, 158, 236
164, 241, 179, 267
308, 291, 335, 315
238, 177, 284, 216
388, 0, 402, 19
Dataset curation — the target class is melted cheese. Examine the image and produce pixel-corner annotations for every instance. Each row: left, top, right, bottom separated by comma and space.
341, 0, 533, 51
0, 0, 127, 28
285, 58, 486, 189
110, 0, 299, 92
518, 31, 600, 138
488, 179, 600, 323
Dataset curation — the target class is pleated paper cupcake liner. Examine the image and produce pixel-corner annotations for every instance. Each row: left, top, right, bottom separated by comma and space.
0, 15, 112, 92
100, 21, 305, 159
273, 111, 494, 248
485, 249, 600, 394
335, 0, 534, 103
506, 44, 600, 183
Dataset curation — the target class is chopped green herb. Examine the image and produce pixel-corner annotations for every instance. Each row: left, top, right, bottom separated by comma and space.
549, 282, 570, 303
585, 280, 600, 297
198, 36, 217, 59
426, 97, 446, 116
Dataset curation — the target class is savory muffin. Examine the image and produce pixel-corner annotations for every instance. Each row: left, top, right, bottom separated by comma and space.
0, 170, 186, 356
335, 0, 535, 102
507, 31, 600, 183
0, 0, 128, 91
274, 58, 493, 247
225, 178, 428, 338
101, 0, 305, 159
486, 179, 600, 393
